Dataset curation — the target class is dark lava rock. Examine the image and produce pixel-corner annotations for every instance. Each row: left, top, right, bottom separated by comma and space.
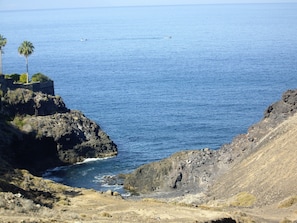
1, 88, 68, 116
124, 148, 218, 195
0, 88, 117, 174
124, 89, 297, 197
21, 110, 117, 165
264, 89, 297, 120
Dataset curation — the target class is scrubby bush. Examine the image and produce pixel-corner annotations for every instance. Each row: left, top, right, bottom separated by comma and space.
12, 116, 26, 128
31, 73, 51, 83
280, 218, 293, 223
4, 73, 20, 82
278, 196, 297, 208
0, 192, 39, 213
5, 88, 34, 105
230, 192, 256, 207
19, 73, 27, 83
101, 212, 112, 218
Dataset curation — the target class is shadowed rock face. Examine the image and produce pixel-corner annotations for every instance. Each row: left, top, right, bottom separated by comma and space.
124, 149, 218, 195
2, 88, 69, 116
264, 89, 297, 120
0, 88, 117, 175
124, 89, 297, 198
21, 110, 118, 165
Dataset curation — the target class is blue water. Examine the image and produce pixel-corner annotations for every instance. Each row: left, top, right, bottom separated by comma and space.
1, 4, 297, 193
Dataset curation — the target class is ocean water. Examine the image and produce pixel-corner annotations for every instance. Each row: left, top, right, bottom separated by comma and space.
1, 4, 297, 193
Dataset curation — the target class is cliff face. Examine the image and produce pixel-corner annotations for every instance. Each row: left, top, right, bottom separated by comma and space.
21, 110, 117, 164
0, 88, 117, 175
124, 89, 297, 201
1, 88, 68, 116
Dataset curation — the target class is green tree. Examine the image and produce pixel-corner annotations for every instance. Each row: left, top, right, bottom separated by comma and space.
0, 34, 7, 75
18, 41, 34, 83
31, 73, 51, 83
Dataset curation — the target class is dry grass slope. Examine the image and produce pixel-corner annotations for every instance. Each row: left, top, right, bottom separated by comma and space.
208, 113, 297, 221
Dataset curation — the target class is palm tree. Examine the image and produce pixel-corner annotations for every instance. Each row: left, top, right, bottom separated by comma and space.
18, 41, 34, 83
0, 35, 7, 75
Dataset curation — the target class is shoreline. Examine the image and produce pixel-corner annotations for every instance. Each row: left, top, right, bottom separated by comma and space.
1, 89, 297, 222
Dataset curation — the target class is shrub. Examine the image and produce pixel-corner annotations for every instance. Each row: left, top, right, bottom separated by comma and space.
4, 74, 20, 82
230, 192, 256, 207
0, 192, 39, 213
12, 116, 26, 128
280, 218, 293, 223
101, 212, 112, 218
278, 196, 297, 208
6, 88, 34, 104
19, 73, 27, 83
31, 73, 51, 83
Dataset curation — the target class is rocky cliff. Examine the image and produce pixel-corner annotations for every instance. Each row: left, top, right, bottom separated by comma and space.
0, 88, 117, 175
124, 89, 297, 201
0, 89, 236, 223
1, 88, 297, 222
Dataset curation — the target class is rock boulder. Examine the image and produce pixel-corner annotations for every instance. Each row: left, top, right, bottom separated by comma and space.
21, 110, 117, 164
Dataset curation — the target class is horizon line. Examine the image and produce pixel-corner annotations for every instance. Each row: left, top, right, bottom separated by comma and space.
1, 2, 296, 12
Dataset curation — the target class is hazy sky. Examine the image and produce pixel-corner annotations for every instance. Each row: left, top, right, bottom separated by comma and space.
1, 0, 296, 10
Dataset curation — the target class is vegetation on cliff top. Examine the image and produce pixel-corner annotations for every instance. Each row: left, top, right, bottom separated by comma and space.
0, 34, 42, 83
5, 73, 52, 84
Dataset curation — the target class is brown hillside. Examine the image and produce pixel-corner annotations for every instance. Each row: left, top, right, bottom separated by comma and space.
208, 112, 297, 221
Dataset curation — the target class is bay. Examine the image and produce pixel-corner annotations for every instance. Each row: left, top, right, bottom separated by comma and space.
1, 3, 297, 193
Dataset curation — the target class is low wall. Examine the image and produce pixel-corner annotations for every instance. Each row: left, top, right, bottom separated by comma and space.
0, 75, 55, 95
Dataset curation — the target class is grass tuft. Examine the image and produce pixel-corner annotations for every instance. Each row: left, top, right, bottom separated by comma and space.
278, 196, 297, 208
230, 192, 256, 207
280, 218, 293, 223
101, 212, 112, 218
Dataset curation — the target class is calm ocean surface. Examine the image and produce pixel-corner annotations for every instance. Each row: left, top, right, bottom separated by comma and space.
1, 4, 297, 193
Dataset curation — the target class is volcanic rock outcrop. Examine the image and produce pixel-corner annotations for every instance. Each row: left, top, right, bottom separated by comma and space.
0, 88, 117, 174
124, 89, 297, 200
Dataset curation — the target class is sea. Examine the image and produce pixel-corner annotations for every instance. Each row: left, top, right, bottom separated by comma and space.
1, 3, 297, 194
